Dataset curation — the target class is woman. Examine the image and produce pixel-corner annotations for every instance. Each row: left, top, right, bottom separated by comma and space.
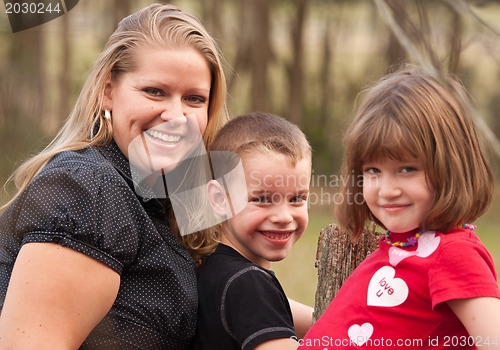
0, 3, 228, 349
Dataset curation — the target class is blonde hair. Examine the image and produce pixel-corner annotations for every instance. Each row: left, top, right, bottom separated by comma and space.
2, 3, 229, 263
336, 65, 493, 239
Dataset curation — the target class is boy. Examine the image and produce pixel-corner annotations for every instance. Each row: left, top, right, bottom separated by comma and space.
192, 112, 312, 350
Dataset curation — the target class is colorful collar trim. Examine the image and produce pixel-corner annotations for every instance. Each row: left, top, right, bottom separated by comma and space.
384, 224, 476, 247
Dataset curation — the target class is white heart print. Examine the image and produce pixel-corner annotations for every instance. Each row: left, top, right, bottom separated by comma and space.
348, 323, 374, 346
367, 266, 408, 307
388, 231, 440, 266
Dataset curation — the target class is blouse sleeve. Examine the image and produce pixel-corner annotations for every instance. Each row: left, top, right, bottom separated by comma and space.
429, 234, 500, 308
222, 267, 296, 350
14, 158, 141, 274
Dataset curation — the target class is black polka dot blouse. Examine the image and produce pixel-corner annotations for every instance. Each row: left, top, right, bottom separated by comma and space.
0, 141, 198, 349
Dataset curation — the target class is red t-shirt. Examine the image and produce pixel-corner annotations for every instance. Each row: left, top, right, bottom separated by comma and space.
300, 229, 500, 349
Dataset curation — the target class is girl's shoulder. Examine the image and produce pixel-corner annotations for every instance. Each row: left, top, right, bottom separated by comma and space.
436, 228, 483, 246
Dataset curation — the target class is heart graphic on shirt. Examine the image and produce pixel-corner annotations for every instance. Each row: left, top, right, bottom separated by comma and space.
416, 231, 440, 257
388, 231, 440, 266
348, 323, 374, 346
388, 247, 418, 266
367, 266, 408, 307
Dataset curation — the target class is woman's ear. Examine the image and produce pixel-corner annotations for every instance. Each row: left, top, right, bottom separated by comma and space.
207, 179, 228, 217
102, 73, 114, 109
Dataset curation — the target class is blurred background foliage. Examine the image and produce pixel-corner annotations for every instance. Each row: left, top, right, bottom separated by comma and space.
1, 0, 500, 305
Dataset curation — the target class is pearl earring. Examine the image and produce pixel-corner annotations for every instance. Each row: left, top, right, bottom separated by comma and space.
104, 109, 111, 121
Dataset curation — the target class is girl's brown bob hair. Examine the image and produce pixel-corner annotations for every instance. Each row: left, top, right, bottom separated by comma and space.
335, 65, 493, 240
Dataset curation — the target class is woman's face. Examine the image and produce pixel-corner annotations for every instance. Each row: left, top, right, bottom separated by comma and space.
103, 46, 211, 176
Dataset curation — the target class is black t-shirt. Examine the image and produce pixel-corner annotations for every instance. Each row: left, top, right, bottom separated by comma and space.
192, 244, 295, 350
0, 141, 197, 349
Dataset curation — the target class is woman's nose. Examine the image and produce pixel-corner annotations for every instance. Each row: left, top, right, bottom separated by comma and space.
159, 101, 188, 127
159, 99, 186, 122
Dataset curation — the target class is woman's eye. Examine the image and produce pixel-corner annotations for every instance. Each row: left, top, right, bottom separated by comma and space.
143, 88, 163, 97
185, 96, 207, 104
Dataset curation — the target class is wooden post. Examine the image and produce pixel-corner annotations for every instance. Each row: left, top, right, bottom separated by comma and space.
312, 224, 382, 322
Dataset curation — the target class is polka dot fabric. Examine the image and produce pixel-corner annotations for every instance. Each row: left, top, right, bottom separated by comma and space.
0, 141, 198, 349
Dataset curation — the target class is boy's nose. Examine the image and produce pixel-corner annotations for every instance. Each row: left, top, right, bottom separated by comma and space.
269, 203, 294, 225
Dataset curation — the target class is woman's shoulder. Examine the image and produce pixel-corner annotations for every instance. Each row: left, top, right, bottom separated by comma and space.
40, 147, 128, 189
46, 147, 115, 174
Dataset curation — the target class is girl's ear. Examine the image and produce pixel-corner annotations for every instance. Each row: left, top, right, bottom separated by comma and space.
207, 179, 229, 217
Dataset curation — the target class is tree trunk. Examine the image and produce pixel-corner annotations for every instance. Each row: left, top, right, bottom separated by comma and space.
287, 0, 307, 125
251, 0, 271, 111
313, 224, 382, 322
56, 12, 72, 132
201, 0, 223, 41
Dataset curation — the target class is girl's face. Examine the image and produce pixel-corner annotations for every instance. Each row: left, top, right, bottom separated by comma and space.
103, 46, 211, 175
362, 157, 434, 234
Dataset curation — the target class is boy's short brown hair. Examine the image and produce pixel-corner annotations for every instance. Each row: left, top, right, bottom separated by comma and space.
210, 112, 312, 167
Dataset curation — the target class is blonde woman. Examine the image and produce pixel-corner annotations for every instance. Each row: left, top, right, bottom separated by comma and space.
0, 3, 227, 349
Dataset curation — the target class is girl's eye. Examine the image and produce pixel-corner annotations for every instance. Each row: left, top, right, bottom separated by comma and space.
401, 166, 417, 173
143, 88, 163, 97
363, 167, 379, 174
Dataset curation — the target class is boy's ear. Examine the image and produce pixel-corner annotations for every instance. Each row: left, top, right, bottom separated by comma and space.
207, 179, 228, 217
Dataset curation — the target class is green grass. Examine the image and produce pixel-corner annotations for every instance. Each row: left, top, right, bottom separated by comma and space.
273, 188, 500, 308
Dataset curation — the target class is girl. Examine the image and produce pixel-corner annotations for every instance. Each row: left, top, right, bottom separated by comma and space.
301, 66, 500, 349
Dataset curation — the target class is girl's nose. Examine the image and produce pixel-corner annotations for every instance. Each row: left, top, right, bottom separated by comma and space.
378, 177, 402, 198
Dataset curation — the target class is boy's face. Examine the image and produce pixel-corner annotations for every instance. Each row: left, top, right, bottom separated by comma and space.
221, 151, 311, 269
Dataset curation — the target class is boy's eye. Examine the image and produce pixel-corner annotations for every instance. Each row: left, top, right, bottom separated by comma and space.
250, 196, 271, 204
291, 195, 307, 203
143, 88, 163, 97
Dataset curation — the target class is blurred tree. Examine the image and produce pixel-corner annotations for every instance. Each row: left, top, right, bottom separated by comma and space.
113, 0, 132, 29
250, 0, 271, 111
374, 0, 500, 159
286, 0, 307, 125
56, 13, 72, 132
201, 0, 223, 41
